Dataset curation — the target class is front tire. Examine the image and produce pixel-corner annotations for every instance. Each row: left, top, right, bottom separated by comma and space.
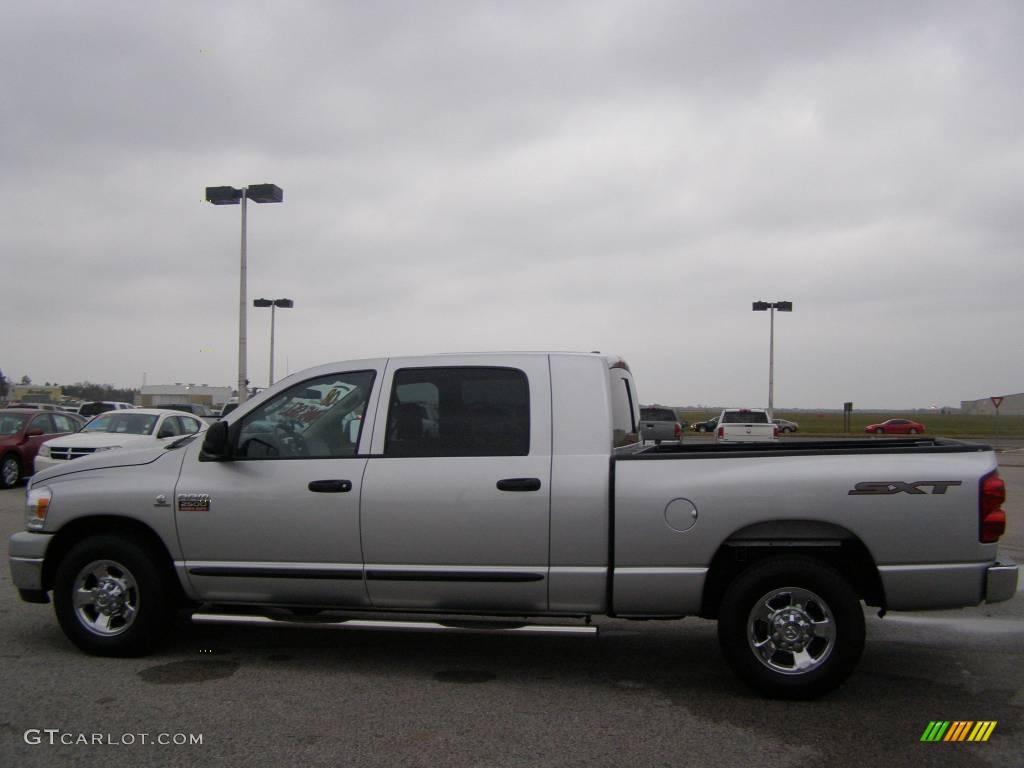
908, 428, 918, 435
1, 453, 22, 488
717, 556, 865, 699
874, 428, 884, 435
54, 535, 175, 656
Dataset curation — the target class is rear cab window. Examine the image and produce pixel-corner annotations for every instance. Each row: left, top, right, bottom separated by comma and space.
721, 410, 770, 424
640, 408, 677, 422
608, 359, 639, 449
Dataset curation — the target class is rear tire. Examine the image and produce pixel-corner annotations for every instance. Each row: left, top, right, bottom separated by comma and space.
54, 535, 175, 656
717, 556, 865, 699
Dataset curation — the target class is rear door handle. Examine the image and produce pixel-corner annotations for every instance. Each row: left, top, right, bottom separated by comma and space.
496, 478, 542, 492
308, 479, 353, 493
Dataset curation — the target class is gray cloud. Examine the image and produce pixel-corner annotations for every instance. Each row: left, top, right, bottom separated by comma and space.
3, 1, 1022, 407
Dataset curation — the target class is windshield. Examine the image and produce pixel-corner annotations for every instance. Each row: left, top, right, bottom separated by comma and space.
0, 414, 30, 436
83, 412, 159, 435
641, 408, 676, 421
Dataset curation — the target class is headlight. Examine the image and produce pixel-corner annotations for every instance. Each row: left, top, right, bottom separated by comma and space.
26, 486, 51, 531
93, 445, 121, 452
37, 445, 51, 458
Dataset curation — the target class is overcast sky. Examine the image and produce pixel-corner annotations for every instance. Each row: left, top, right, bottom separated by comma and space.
4, 1, 1022, 409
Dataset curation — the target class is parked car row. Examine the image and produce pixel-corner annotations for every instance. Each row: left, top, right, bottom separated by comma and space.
1, 409, 87, 488
640, 408, 802, 443
0, 407, 207, 488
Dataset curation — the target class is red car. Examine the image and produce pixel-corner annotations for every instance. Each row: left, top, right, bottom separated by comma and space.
0, 408, 86, 488
864, 418, 925, 435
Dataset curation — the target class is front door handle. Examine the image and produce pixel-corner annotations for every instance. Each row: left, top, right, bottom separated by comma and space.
308, 479, 353, 493
496, 478, 542, 492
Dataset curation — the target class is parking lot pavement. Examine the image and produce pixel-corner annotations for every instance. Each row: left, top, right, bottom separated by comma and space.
1, 471, 1022, 767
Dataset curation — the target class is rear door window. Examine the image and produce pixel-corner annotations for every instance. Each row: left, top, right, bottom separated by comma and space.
51, 414, 76, 433
384, 367, 529, 458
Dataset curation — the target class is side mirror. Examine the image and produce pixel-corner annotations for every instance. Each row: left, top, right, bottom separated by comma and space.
199, 421, 232, 461
26, 427, 45, 437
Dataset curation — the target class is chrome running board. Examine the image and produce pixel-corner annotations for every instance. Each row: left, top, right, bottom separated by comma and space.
191, 612, 598, 637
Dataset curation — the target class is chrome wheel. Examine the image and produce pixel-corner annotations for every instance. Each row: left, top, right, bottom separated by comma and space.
71, 559, 140, 637
747, 586, 836, 675
1, 455, 20, 487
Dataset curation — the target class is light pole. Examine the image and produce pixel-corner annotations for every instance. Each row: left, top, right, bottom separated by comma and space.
752, 300, 793, 417
205, 183, 283, 403
253, 298, 293, 386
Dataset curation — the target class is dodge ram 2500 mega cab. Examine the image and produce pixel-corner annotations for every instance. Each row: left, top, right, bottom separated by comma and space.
9, 352, 1018, 698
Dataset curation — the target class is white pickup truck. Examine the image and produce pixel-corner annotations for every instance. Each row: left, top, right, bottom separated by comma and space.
9, 352, 1018, 698
715, 408, 778, 443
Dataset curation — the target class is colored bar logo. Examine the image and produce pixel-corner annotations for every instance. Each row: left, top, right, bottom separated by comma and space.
921, 721, 997, 742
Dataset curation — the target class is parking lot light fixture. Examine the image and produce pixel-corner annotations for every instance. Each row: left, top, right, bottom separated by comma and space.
205, 183, 284, 404
752, 300, 793, 418
254, 298, 294, 386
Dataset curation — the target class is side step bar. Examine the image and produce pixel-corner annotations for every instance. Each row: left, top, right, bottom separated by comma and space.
191, 612, 598, 637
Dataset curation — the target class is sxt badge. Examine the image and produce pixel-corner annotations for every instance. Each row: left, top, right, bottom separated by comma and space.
848, 481, 962, 495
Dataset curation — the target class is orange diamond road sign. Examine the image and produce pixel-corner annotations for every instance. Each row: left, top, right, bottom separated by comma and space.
991, 397, 1003, 408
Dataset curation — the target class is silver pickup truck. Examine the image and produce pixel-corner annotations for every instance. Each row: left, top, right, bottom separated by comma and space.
9, 352, 1018, 698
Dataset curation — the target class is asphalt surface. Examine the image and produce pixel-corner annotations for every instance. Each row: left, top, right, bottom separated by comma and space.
0, 456, 1021, 767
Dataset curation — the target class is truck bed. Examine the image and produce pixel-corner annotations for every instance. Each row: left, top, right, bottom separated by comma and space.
621, 437, 991, 460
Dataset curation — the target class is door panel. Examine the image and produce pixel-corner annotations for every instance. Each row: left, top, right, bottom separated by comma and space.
173, 367, 380, 607
361, 356, 553, 612
175, 451, 369, 606
361, 455, 551, 611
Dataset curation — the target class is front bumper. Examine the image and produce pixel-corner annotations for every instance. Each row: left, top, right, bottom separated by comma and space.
9, 531, 53, 603
986, 558, 1019, 604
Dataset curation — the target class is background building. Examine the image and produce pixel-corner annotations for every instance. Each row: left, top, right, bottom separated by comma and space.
137, 384, 233, 408
10, 385, 62, 404
960, 393, 1024, 415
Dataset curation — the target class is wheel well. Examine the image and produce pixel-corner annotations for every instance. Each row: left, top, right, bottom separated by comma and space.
42, 516, 183, 603
699, 535, 885, 619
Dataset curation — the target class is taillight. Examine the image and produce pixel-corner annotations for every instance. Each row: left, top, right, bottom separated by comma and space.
674, 423, 681, 438
773, 426, 779, 439
979, 470, 1006, 543
717, 426, 724, 439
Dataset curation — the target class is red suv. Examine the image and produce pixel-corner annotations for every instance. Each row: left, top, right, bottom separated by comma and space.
0, 408, 85, 488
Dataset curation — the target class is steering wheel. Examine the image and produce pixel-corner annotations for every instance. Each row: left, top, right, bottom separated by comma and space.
273, 421, 309, 456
